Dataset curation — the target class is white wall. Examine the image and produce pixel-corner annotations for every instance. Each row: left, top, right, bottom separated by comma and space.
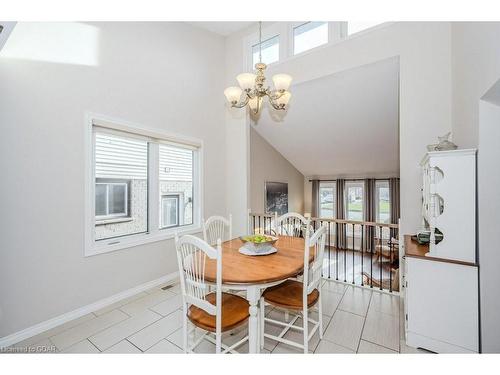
249, 127, 304, 214
451, 23, 500, 148
0, 22, 226, 338
225, 22, 452, 238
450, 23, 500, 352
478, 82, 500, 353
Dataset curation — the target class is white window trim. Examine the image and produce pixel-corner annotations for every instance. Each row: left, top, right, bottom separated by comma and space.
243, 22, 286, 72
375, 180, 390, 224
345, 181, 365, 221
251, 34, 280, 68
243, 22, 395, 71
84, 112, 204, 257
289, 21, 330, 58
318, 181, 336, 219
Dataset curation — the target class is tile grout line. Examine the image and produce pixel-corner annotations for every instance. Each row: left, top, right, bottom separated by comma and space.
361, 338, 399, 353
88, 338, 102, 353
51, 311, 132, 351
327, 281, 353, 352
125, 338, 144, 353
87, 309, 163, 351
313, 281, 348, 353
317, 336, 358, 353
355, 291, 372, 353
360, 294, 401, 353
121, 309, 181, 351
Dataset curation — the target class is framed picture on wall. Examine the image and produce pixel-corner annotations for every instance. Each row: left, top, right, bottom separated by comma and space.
265, 182, 288, 215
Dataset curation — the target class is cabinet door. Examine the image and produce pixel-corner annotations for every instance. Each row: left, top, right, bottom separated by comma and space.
406, 258, 479, 352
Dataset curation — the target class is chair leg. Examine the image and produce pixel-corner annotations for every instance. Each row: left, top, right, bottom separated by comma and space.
260, 297, 265, 350
216, 329, 222, 354
182, 309, 188, 353
318, 296, 324, 339
303, 308, 308, 354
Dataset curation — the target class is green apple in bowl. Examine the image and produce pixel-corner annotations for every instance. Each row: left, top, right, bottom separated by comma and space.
240, 234, 278, 253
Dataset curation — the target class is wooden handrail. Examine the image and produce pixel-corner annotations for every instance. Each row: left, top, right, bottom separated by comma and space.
248, 213, 399, 229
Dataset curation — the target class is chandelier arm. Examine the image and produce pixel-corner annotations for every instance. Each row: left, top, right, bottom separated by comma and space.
232, 96, 250, 108
267, 95, 285, 111
251, 98, 260, 115
268, 90, 286, 100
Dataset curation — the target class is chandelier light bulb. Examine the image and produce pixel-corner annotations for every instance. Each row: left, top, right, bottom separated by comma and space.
224, 86, 243, 103
236, 73, 256, 91
272, 74, 293, 91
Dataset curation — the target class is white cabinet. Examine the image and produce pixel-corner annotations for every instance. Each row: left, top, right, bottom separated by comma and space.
405, 255, 479, 353
404, 149, 480, 353
420, 149, 477, 263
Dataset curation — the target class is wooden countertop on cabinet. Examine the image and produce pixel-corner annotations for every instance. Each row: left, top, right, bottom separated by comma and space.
404, 235, 477, 267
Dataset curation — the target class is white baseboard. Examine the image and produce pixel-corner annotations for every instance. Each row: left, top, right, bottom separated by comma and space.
0, 271, 179, 348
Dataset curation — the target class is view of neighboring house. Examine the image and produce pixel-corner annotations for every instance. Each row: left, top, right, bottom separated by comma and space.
94, 131, 194, 241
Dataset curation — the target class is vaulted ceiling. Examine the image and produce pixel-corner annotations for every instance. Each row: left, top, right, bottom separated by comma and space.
252, 57, 400, 178
187, 22, 254, 36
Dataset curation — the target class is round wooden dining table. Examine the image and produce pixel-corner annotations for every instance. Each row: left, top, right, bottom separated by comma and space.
204, 235, 311, 353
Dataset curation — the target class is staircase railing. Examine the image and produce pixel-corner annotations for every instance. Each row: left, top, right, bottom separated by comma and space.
248, 212, 400, 293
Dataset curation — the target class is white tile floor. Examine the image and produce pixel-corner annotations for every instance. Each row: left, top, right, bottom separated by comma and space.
7, 279, 429, 354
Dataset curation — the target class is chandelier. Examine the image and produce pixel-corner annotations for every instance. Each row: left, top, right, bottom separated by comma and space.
224, 22, 292, 115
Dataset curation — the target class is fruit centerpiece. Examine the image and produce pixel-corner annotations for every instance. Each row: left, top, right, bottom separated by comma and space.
239, 234, 278, 255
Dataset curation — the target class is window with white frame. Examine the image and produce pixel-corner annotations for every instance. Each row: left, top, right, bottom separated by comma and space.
94, 132, 148, 240
345, 181, 364, 239
88, 119, 201, 255
293, 22, 328, 55
319, 181, 336, 218
252, 35, 279, 67
95, 180, 130, 220
159, 142, 194, 229
375, 180, 390, 224
345, 181, 364, 221
161, 194, 180, 228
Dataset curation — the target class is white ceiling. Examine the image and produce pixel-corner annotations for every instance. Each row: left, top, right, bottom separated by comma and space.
187, 22, 254, 36
252, 57, 400, 178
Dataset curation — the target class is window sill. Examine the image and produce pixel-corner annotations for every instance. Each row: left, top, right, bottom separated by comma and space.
85, 224, 202, 257
95, 217, 133, 226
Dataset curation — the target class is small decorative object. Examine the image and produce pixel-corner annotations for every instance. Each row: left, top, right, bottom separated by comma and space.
416, 228, 444, 245
239, 234, 278, 256
265, 181, 288, 215
426, 132, 458, 151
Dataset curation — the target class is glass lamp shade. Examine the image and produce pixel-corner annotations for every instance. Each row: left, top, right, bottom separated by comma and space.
275, 91, 291, 107
236, 73, 256, 90
272, 74, 293, 91
224, 86, 243, 103
248, 96, 262, 113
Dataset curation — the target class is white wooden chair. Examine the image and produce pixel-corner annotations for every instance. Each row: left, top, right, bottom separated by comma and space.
259, 224, 327, 353
273, 212, 310, 238
203, 215, 232, 246
175, 234, 249, 353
